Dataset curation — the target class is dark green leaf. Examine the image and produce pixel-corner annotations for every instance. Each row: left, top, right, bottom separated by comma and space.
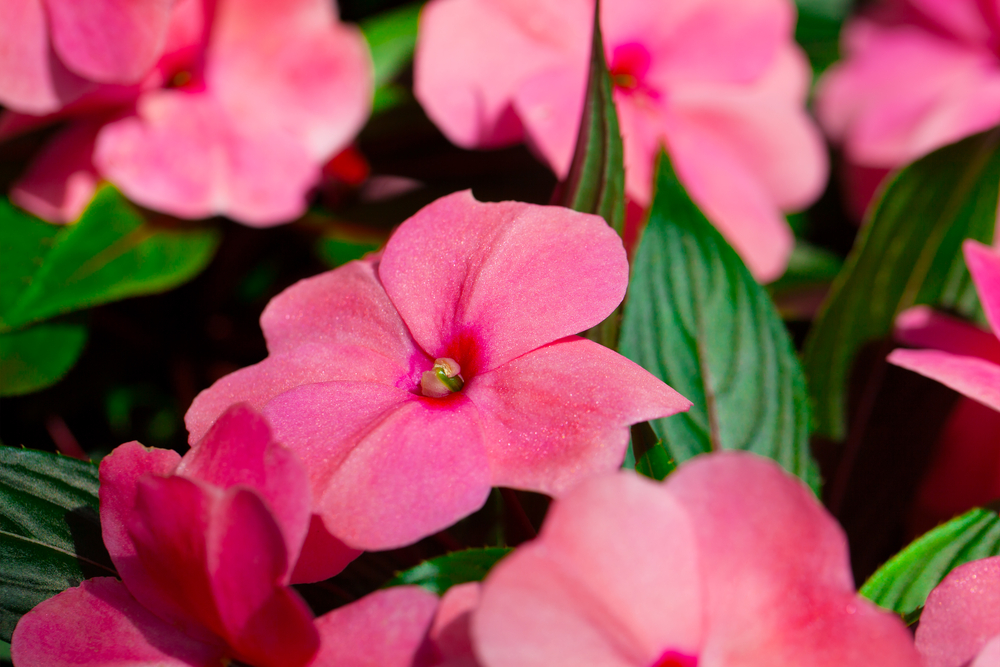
769, 240, 844, 294
383, 547, 512, 595
634, 443, 677, 481
794, 0, 850, 76
803, 128, 1000, 440
0, 447, 115, 642
0, 200, 59, 317
859, 507, 1000, 616
0, 186, 220, 332
361, 2, 422, 113
0, 323, 88, 397
620, 150, 819, 491
316, 230, 384, 268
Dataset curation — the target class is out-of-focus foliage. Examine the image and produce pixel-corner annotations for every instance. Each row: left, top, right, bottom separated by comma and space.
795, 0, 852, 77
361, 1, 423, 113
0, 447, 113, 643
384, 547, 512, 595
804, 128, 1000, 441
620, 150, 819, 492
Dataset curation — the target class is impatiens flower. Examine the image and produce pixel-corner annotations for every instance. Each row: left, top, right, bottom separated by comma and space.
816, 0, 1000, 216
3, 0, 372, 225
413, 0, 828, 281
915, 557, 1000, 667
0, 0, 175, 115
888, 240, 1000, 413
185, 191, 691, 551
10, 403, 356, 667
472, 452, 921, 667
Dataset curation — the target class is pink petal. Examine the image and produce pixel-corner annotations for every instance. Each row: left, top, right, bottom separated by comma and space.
465, 336, 690, 496
10, 119, 101, 223
10, 578, 225, 667
264, 383, 491, 550
964, 240, 1000, 337
425, 582, 481, 665
44, 0, 174, 84
128, 476, 319, 667
379, 191, 629, 375
473, 473, 703, 667
413, 0, 589, 150
972, 637, 1000, 667
665, 452, 921, 666
887, 349, 1000, 412
94, 89, 319, 225
175, 403, 312, 570
661, 107, 795, 282
894, 306, 1000, 363
512, 62, 588, 179
916, 557, 1000, 667
208, 0, 373, 160
289, 514, 362, 584
816, 20, 1000, 166
0, 0, 93, 114
184, 260, 428, 444
907, 0, 995, 46
310, 587, 439, 667
98, 441, 182, 603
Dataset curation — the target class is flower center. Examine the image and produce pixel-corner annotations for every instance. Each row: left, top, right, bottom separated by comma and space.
650, 650, 698, 667
609, 42, 652, 94
420, 358, 465, 397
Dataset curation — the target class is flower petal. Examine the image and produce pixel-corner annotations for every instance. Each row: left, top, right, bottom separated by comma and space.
894, 305, 1000, 363
465, 336, 690, 496
44, 0, 173, 84
10, 119, 101, 223
185, 260, 427, 444
964, 240, 1000, 338
666, 452, 921, 666
289, 514, 362, 584
379, 191, 629, 375
94, 90, 318, 225
887, 349, 1000, 412
10, 578, 225, 667
175, 403, 311, 571
428, 582, 481, 663
474, 473, 702, 667
310, 587, 439, 667
265, 383, 491, 550
916, 557, 1000, 667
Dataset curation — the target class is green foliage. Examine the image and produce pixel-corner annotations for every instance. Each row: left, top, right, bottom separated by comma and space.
803, 129, 1000, 440
794, 0, 852, 76
769, 240, 844, 295
384, 547, 512, 595
0, 323, 88, 397
0, 447, 114, 642
361, 2, 423, 113
860, 507, 1000, 617
620, 150, 819, 491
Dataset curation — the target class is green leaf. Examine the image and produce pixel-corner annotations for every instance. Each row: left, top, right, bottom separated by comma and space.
803, 128, 1000, 440
794, 0, 850, 76
0, 186, 220, 332
361, 2, 422, 113
383, 547, 512, 595
769, 240, 844, 294
0, 447, 115, 642
620, 149, 819, 491
860, 507, 1000, 617
549, 0, 626, 349
0, 323, 88, 397
316, 229, 384, 268
634, 443, 677, 481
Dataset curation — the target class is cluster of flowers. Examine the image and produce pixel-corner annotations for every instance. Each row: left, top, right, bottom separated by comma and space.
4, 0, 1000, 664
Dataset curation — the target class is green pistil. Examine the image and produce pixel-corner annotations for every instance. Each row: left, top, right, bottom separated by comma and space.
436, 366, 464, 392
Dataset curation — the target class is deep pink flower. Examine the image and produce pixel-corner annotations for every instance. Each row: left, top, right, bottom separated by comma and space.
413, 0, 828, 281
915, 557, 1000, 667
472, 453, 921, 667
185, 191, 691, 551
888, 240, 1000, 413
0, 0, 175, 115
3, 0, 372, 225
10, 404, 357, 667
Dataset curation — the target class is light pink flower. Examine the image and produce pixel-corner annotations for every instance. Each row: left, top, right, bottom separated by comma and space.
10, 403, 331, 667
817, 0, 1000, 170
0, 0, 175, 115
888, 240, 1000, 413
472, 452, 921, 667
3, 0, 372, 225
413, 0, 828, 281
915, 557, 1000, 667
185, 191, 691, 551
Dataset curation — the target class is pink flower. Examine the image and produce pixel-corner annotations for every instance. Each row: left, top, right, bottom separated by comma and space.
471, 453, 921, 667
0, 0, 175, 115
888, 240, 1000, 413
915, 557, 1000, 667
3, 0, 372, 225
10, 403, 357, 667
185, 191, 691, 551
413, 0, 828, 281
